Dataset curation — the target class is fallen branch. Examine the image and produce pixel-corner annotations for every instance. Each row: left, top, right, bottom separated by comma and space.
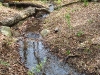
3, 2, 44, 8
54, 1, 80, 10
64, 54, 80, 63
54, 0, 100, 10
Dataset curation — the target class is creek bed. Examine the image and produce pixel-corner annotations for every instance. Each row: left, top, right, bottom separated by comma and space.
18, 31, 85, 75
16, 4, 85, 74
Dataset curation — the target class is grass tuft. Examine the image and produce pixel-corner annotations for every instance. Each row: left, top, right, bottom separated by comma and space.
65, 13, 72, 29
83, 0, 88, 7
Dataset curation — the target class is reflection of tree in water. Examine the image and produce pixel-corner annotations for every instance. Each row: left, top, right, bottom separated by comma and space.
33, 40, 41, 65
23, 40, 28, 64
19, 33, 81, 75
22, 36, 41, 65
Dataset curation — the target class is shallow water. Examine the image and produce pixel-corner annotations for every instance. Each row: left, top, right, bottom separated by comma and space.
18, 32, 85, 75
17, 5, 85, 74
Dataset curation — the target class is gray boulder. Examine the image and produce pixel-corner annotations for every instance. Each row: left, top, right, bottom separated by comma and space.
40, 29, 50, 37
0, 26, 12, 37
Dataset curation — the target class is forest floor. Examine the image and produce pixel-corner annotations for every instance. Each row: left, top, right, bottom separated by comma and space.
0, 1, 100, 75
0, 4, 28, 75
42, 1, 100, 74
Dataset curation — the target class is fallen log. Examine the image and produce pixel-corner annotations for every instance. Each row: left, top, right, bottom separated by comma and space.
3, 2, 44, 8
0, 7, 35, 26
0, 6, 50, 26
1, 2, 50, 26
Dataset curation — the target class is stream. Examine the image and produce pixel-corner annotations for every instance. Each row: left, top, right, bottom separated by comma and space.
17, 4, 85, 75
18, 32, 85, 75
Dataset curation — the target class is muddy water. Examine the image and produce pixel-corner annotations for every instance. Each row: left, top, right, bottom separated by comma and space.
18, 32, 85, 75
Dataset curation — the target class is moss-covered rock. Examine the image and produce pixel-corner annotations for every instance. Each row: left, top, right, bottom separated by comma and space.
0, 26, 12, 37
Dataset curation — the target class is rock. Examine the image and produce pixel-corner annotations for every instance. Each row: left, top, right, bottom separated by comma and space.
2, 3, 9, 7
40, 29, 50, 37
54, 27, 59, 33
0, 26, 12, 37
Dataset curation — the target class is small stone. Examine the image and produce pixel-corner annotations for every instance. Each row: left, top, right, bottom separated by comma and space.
40, 29, 50, 37
54, 27, 59, 33
0, 26, 12, 37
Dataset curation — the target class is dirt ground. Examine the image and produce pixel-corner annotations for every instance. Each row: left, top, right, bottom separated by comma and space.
0, 2, 43, 75
0, 4, 28, 75
42, 1, 100, 74
0, 1, 100, 75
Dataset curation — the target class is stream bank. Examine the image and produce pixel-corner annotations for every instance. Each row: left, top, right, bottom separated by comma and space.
41, 1, 100, 74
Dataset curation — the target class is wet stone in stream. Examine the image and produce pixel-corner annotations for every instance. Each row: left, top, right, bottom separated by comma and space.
18, 32, 85, 75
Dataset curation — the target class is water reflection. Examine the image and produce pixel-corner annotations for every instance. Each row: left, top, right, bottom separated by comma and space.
19, 32, 84, 75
